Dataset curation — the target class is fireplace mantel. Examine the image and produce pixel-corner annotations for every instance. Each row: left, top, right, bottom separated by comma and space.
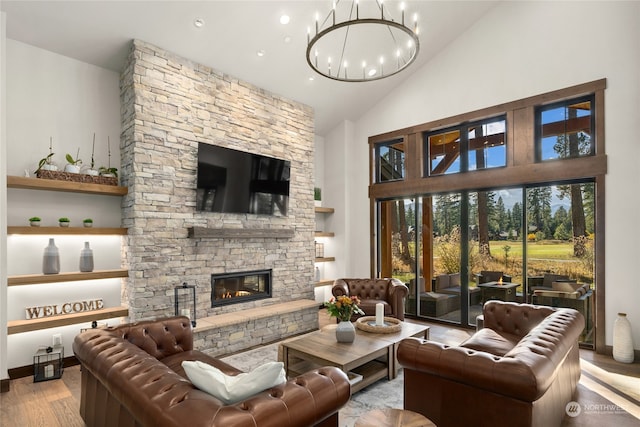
187, 227, 295, 239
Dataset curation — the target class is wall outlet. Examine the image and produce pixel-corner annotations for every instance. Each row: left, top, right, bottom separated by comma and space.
52, 333, 62, 347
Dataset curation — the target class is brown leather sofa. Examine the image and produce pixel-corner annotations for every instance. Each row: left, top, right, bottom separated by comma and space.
332, 278, 409, 321
398, 301, 585, 427
73, 316, 350, 427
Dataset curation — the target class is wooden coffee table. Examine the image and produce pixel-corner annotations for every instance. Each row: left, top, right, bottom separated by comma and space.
355, 408, 436, 427
279, 321, 428, 394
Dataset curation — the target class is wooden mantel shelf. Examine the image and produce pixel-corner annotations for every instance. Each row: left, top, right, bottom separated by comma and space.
7, 175, 128, 196
187, 227, 295, 239
7, 306, 129, 335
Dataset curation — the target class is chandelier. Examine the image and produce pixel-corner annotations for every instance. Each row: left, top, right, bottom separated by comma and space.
306, 0, 420, 82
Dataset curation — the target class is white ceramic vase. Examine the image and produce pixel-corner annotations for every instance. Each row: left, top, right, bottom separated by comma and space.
79, 242, 94, 272
336, 320, 356, 343
43, 238, 60, 275
613, 313, 634, 363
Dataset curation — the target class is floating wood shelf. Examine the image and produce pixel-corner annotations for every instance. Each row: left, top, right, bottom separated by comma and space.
187, 227, 295, 239
315, 257, 335, 263
7, 175, 128, 196
8, 226, 127, 235
8, 269, 129, 286
314, 207, 335, 214
7, 306, 129, 335
314, 279, 334, 287
314, 231, 335, 237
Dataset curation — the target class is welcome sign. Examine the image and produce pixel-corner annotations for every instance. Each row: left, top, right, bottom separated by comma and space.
25, 299, 104, 319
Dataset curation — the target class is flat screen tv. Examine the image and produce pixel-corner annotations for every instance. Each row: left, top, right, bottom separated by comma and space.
197, 143, 290, 216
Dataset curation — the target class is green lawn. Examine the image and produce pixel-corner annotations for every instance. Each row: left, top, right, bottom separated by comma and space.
490, 241, 574, 259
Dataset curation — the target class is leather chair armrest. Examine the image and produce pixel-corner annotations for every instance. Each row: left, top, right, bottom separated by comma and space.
331, 279, 349, 297
387, 279, 409, 321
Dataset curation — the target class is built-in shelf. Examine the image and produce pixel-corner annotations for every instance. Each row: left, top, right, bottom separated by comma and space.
8, 269, 129, 286
314, 279, 334, 287
188, 227, 294, 239
315, 257, 335, 263
7, 175, 128, 196
8, 226, 127, 235
314, 231, 335, 237
315, 207, 335, 214
7, 306, 129, 335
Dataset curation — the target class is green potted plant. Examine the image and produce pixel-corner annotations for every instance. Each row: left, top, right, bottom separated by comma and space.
314, 187, 322, 207
99, 136, 118, 178
87, 133, 99, 176
35, 137, 57, 174
98, 166, 118, 178
64, 149, 82, 173
58, 217, 71, 227
29, 216, 41, 227
83, 218, 93, 228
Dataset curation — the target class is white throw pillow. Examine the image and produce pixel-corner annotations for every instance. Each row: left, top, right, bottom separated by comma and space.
182, 360, 286, 405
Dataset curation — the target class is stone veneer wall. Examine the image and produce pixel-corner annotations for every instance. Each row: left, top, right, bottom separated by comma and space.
119, 40, 317, 350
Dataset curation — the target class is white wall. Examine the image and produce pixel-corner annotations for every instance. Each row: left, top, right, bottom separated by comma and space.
342, 1, 640, 349
1, 11, 9, 383
2, 40, 122, 368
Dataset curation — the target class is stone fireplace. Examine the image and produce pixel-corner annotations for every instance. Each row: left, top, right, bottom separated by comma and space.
119, 40, 318, 355
211, 269, 272, 307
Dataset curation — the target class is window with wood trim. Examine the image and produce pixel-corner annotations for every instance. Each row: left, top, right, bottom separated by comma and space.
369, 79, 606, 351
375, 138, 405, 183
424, 116, 506, 177
536, 95, 595, 161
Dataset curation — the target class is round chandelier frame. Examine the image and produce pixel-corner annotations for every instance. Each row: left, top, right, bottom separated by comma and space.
306, 1, 420, 83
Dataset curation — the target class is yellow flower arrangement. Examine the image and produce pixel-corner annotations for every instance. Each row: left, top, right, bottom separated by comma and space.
324, 295, 365, 322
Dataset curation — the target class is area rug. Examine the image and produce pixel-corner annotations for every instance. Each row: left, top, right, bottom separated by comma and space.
220, 342, 639, 427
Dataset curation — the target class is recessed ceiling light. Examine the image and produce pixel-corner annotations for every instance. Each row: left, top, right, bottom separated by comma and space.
308, 76, 315, 81
280, 15, 290, 25
193, 18, 205, 28
257, 50, 266, 57
284, 36, 292, 43
368, 69, 377, 77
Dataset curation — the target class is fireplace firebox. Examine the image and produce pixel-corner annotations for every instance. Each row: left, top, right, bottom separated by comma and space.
211, 269, 272, 307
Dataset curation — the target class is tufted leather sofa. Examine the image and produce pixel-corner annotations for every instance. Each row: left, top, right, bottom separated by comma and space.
398, 301, 585, 427
73, 316, 351, 427
332, 278, 409, 321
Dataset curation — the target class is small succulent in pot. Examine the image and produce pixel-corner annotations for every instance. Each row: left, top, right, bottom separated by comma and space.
83, 218, 93, 228
58, 217, 71, 227
29, 216, 41, 227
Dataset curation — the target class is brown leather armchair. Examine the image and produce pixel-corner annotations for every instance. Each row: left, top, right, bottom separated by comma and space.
332, 278, 409, 321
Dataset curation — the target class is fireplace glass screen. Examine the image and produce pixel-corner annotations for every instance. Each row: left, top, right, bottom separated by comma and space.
211, 269, 272, 307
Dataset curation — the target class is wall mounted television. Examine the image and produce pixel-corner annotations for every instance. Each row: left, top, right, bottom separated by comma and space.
197, 143, 290, 216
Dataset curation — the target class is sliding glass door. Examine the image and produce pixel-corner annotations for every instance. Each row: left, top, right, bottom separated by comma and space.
376, 181, 595, 343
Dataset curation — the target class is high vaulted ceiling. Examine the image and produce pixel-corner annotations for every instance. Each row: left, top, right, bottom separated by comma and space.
1, 1, 498, 135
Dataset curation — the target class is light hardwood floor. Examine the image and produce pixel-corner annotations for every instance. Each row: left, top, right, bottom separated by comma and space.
1, 311, 638, 426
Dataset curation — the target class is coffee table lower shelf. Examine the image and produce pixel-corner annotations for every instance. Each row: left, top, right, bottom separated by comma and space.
287, 359, 388, 394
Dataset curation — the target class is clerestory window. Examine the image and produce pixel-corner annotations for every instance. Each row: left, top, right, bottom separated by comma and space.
536, 95, 595, 162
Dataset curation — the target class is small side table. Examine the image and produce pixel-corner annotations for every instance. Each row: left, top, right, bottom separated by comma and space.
355, 408, 436, 427
33, 345, 63, 382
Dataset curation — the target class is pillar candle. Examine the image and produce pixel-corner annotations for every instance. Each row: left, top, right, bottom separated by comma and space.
375, 303, 384, 326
